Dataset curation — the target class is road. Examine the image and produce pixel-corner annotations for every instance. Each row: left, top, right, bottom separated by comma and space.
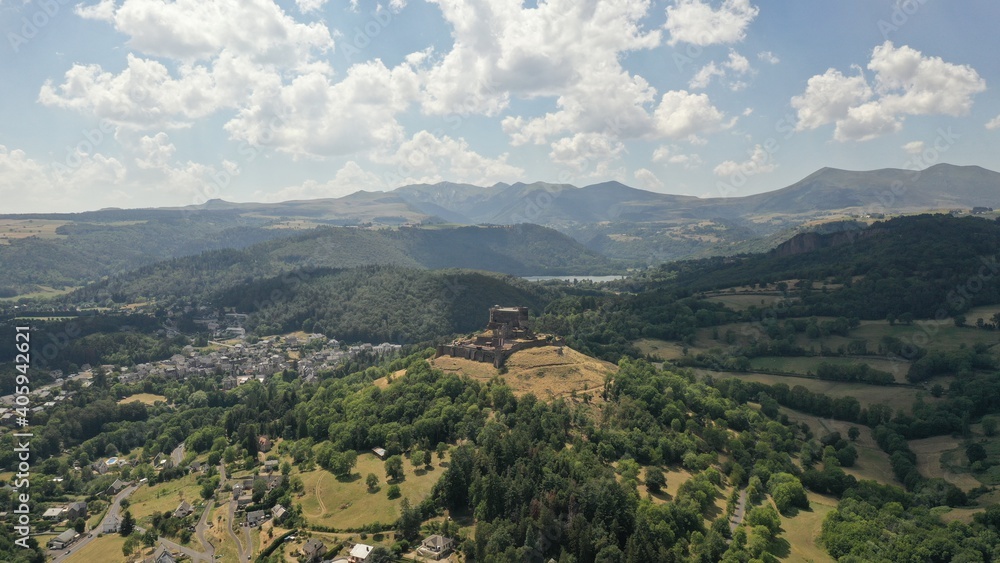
194, 498, 216, 557
159, 537, 214, 563
729, 488, 748, 536
171, 443, 185, 466
227, 497, 246, 563
51, 483, 138, 562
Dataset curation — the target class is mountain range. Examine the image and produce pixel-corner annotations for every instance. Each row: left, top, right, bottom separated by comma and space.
1, 163, 998, 298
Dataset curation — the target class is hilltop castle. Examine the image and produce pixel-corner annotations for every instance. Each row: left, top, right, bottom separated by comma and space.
436, 306, 563, 368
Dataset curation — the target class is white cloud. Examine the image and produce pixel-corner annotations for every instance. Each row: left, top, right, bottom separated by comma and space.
665, 0, 759, 46
0, 143, 130, 213
653, 145, 703, 168
295, 0, 330, 13
257, 161, 385, 202
375, 130, 523, 186
653, 90, 734, 139
634, 168, 663, 190
792, 42, 986, 141
757, 50, 779, 64
987, 115, 1000, 130
713, 144, 775, 177
690, 49, 753, 90
902, 141, 924, 154
549, 132, 624, 174
427, 0, 663, 145
76, 0, 333, 64
135, 132, 176, 169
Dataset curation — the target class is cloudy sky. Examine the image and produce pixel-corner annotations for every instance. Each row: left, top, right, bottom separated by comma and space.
2, 0, 999, 213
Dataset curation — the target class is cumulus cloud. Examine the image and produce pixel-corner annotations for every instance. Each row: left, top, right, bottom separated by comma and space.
76, 0, 332, 64
0, 143, 130, 213
757, 50, 779, 64
374, 130, 523, 186
295, 0, 330, 13
427, 0, 665, 145
549, 132, 625, 175
665, 0, 759, 46
653, 90, 734, 139
652, 145, 703, 168
792, 42, 986, 141
902, 141, 924, 154
634, 168, 664, 190
713, 144, 775, 177
689, 50, 753, 90
985, 115, 1000, 130
257, 161, 386, 202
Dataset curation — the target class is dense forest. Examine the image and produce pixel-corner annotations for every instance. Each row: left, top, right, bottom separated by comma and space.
62, 224, 614, 307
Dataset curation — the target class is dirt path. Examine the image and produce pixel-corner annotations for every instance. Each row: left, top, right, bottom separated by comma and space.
729, 489, 747, 536
313, 472, 328, 516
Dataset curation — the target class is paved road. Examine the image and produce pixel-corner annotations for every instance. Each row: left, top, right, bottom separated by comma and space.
171, 443, 185, 466
51, 483, 138, 562
227, 498, 246, 562
195, 498, 216, 557
159, 537, 214, 563
729, 488, 748, 536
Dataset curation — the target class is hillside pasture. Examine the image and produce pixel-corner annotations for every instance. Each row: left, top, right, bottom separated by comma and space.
716, 371, 931, 413
297, 451, 449, 529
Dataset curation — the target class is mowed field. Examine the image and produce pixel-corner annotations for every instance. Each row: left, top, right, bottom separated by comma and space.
297, 451, 449, 529
430, 345, 616, 402
704, 293, 790, 311
64, 533, 128, 563
909, 435, 983, 491
117, 393, 168, 406
748, 356, 910, 382
128, 473, 203, 523
779, 492, 837, 563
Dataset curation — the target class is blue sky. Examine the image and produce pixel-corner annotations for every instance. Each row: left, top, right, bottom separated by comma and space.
1, 0, 998, 212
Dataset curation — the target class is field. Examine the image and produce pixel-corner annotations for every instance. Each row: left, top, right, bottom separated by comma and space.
909, 435, 983, 491
117, 393, 168, 406
297, 451, 450, 529
430, 345, 616, 402
127, 473, 203, 523
64, 533, 127, 563
704, 293, 789, 311
748, 356, 910, 382
634, 338, 687, 361
0, 218, 68, 244
779, 492, 837, 563
712, 371, 932, 413
779, 407, 896, 486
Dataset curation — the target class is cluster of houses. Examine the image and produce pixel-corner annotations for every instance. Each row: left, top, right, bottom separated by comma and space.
0, 369, 88, 426
296, 536, 455, 562
41, 501, 87, 522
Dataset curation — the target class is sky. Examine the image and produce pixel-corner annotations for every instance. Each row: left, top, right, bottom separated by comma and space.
1, 0, 999, 213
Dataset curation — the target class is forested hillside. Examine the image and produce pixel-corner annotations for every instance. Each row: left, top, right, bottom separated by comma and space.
65, 224, 614, 307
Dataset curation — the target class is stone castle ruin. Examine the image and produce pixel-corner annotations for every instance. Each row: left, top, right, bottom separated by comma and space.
436, 306, 564, 368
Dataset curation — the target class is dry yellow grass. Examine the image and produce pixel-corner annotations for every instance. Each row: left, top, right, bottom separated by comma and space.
633, 339, 688, 361
0, 219, 69, 244
430, 345, 616, 403
780, 492, 837, 563
64, 532, 127, 563
910, 435, 982, 490
128, 473, 203, 523
297, 451, 450, 529
779, 408, 896, 486
116, 393, 168, 406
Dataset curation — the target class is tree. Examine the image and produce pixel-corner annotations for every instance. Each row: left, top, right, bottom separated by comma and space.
983, 416, 998, 437
369, 546, 395, 563
954, 315, 967, 327
120, 510, 135, 537
387, 484, 401, 499
73, 517, 86, 534
141, 529, 158, 548
436, 442, 449, 460
645, 467, 666, 493
967, 443, 988, 464
422, 449, 433, 469
410, 450, 425, 470
366, 473, 380, 492
385, 455, 404, 482
848, 426, 861, 441
398, 497, 421, 541
122, 535, 139, 557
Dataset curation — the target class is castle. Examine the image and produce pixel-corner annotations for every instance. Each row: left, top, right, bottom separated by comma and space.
436, 306, 563, 368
